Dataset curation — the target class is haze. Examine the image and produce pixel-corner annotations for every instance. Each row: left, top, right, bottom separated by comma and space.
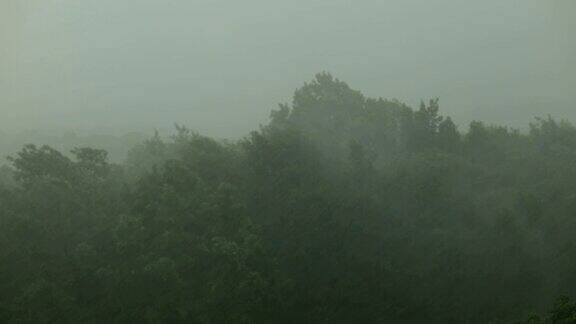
4, 2, 576, 322
1, 0, 575, 137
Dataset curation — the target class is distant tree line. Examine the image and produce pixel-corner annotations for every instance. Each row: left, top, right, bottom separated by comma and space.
1, 73, 576, 323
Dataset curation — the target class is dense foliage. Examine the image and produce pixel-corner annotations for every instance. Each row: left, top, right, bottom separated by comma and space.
1, 73, 576, 323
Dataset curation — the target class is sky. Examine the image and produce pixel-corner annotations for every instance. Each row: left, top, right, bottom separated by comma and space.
1, 0, 575, 137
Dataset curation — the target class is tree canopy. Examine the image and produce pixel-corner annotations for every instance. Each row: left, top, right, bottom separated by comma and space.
1, 73, 576, 323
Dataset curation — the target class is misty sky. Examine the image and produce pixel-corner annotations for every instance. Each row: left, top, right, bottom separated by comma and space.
1, 0, 575, 137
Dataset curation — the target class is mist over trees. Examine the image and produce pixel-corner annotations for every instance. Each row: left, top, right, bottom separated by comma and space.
1, 74, 576, 323
2, 1, 575, 135
0, 131, 147, 163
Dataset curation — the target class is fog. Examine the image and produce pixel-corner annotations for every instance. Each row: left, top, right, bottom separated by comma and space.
1, 0, 574, 138
4, 2, 576, 322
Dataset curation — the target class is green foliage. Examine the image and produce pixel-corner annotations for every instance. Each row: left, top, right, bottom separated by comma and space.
1, 74, 576, 323
516, 296, 576, 323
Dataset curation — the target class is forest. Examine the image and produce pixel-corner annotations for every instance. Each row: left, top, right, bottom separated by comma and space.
1, 73, 576, 323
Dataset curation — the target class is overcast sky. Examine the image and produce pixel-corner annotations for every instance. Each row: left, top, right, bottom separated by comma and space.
1, 0, 575, 137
